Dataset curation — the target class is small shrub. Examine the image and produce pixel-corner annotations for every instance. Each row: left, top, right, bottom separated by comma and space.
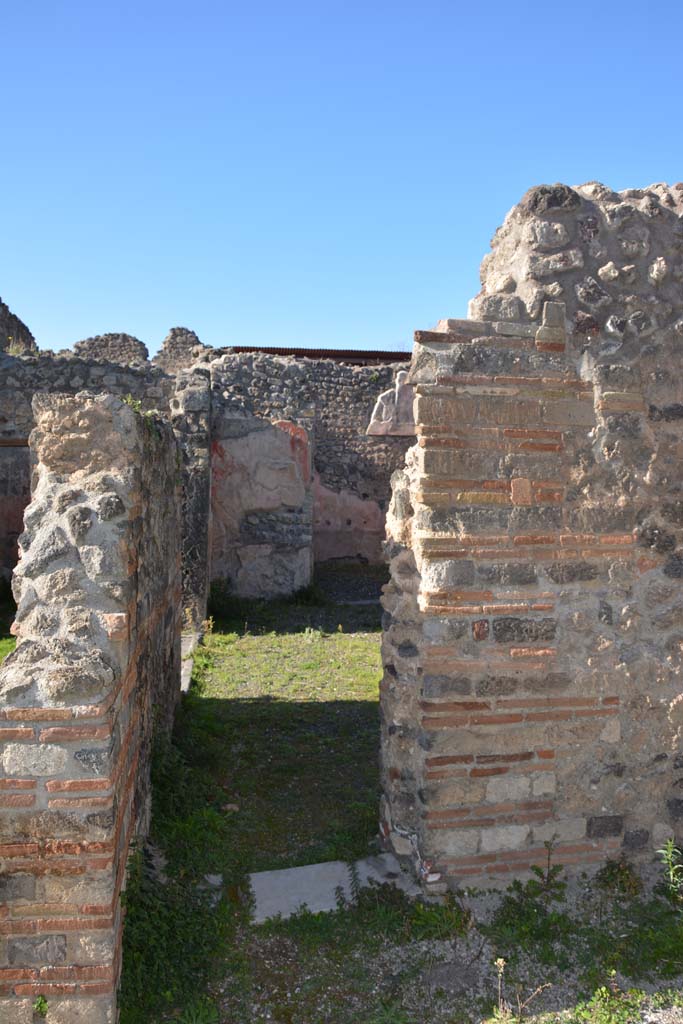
178, 996, 220, 1024
32, 995, 48, 1018
595, 857, 642, 898
409, 892, 471, 941
658, 838, 683, 906
572, 977, 645, 1024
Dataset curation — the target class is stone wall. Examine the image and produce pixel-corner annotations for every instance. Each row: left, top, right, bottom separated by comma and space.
72, 334, 149, 366
0, 444, 29, 583
0, 351, 174, 584
209, 352, 411, 564
0, 352, 213, 624
0, 298, 36, 355
0, 339, 410, 602
211, 410, 313, 598
171, 367, 213, 633
0, 393, 182, 1023
381, 182, 683, 889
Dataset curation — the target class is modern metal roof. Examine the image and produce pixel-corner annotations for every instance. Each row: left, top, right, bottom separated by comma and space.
225, 345, 410, 365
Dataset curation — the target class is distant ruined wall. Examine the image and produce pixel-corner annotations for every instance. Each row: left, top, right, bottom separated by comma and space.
170, 367, 213, 631
0, 298, 36, 355
0, 393, 181, 1024
210, 352, 411, 564
381, 182, 683, 889
0, 353, 172, 583
210, 408, 313, 599
0, 338, 410, 602
0, 352, 212, 624
72, 334, 149, 366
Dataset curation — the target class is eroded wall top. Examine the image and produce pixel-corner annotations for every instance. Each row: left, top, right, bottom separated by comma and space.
0, 296, 36, 354
470, 180, 683, 335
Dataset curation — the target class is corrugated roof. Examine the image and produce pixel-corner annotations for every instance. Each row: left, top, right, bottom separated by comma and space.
226, 345, 410, 364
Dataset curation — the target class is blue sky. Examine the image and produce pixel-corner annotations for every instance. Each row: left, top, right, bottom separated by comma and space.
3, 0, 683, 355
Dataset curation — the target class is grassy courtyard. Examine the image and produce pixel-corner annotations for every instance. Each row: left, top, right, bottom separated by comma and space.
3, 574, 683, 1022
118, 576, 683, 1024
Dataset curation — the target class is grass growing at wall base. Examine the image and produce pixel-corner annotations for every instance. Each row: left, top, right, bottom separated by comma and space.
118, 582, 383, 1023
0, 583, 16, 662
119, 578, 683, 1023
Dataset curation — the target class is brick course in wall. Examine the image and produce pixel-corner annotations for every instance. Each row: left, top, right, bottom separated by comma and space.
381, 181, 683, 890
0, 393, 181, 1023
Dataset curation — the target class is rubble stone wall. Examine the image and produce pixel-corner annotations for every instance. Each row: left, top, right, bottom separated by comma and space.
210, 411, 313, 598
381, 182, 683, 889
210, 352, 411, 564
0, 298, 36, 355
0, 444, 30, 583
0, 393, 182, 1024
0, 353, 212, 624
0, 344, 410, 602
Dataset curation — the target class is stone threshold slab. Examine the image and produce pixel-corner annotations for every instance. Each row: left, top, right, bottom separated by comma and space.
248, 853, 420, 924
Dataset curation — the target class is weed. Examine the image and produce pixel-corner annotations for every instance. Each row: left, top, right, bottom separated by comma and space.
0, 589, 16, 664
118, 744, 234, 1023
594, 857, 642, 898
122, 393, 143, 414
121, 393, 163, 439
6, 337, 26, 356
366, 1002, 413, 1024
409, 893, 471, 942
178, 996, 220, 1023
32, 995, 48, 1018
524, 838, 566, 910
485, 842, 572, 968
657, 837, 683, 906
571, 976, 645, 1024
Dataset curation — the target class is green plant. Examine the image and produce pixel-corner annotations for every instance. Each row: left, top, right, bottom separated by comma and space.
32, 995, 49, 1018
178, 996, 220, 1023
409, 892, 471, 941
488, 958, 551, 1023
122, 393, 143, 414
524, 838, 566, 910
366, 1002, 413, 1024
595, 857, 642, 898
657, 837, 683, 906
572, 975, 645, 1024
121, 393, 163, 439
118, 744, 234, 1024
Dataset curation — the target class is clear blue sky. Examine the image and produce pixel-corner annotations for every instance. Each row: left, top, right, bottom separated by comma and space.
3, 1, 683, 355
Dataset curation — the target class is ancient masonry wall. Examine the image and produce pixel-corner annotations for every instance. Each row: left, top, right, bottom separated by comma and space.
381, 182, 683, 888
210, 406, 314, 599
0, 352, 175, 583
1, 343, 411, 602
0, 393, 181, 1024
209, 352, 411, 564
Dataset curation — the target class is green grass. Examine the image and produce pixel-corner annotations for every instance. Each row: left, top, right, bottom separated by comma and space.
119, 581, 388, 1023
118, 580, 683, 1023
0, 592, 16, 662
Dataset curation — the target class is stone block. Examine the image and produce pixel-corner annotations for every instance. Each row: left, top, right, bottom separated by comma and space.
8, 934, 67, 965
586, 815, 623, 838
0, 999, 34, 1024
42, 998, 114, 1024
485, 775, 531, 803
480, 825, 530, 853
2, 743, 68, 777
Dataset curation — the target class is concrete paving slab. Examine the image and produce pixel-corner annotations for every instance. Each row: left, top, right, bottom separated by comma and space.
248, 852, 420, 923
181, 632, 200, 693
